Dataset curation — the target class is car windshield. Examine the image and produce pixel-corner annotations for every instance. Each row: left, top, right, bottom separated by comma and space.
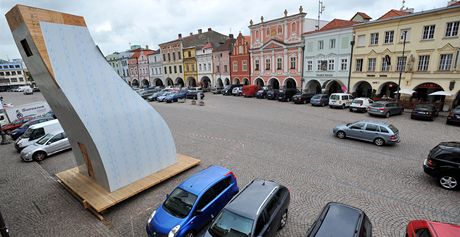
36, 133, 53, 145
372, 103, 385, 107
209, 210, 254, 237
162, 188, 197, 219
21, 128, 33, 138
416, 104, 434, 109
388, 125, 399, 133
312, 95, 322, 99
330, 95, 339, 100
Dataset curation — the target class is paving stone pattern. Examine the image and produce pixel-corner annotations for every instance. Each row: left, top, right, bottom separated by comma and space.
0, 92, 459, 237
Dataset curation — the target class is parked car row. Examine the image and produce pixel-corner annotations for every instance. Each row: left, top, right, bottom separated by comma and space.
146, 165, 460, 237
146, 87, 204, 103
3, 117, 72, 162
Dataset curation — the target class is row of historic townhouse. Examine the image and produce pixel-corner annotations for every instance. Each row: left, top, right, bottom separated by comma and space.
105, 2, 460, 108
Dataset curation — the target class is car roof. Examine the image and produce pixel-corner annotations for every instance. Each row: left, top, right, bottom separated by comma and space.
372, 101, 393, 104
354, 120, 393, 126
427, 220, 460, 237
178, 165, 230, 196
29, 119, 59, 129
224, 179, 279, 219
330, 93, 351, 96
313, 202, 365, 237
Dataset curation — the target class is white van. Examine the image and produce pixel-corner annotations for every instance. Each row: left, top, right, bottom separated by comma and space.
329, 93, 353, 109
15, 119, 62, 152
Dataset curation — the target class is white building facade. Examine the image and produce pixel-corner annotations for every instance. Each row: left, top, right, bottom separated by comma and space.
196, 43, 214, 88
0, 59, 28, 90
148, 50, 165, 86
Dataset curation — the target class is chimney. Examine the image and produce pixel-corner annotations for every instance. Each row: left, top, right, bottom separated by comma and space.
198, 29, 202, 34
190, 32, 193, 36
208, 28, 212, 32
402, 7, 414, 13
229, 34, 234, 39
178, 33, 182, 39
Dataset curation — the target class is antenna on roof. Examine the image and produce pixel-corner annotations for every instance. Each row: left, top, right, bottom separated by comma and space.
317, 0, 326, 30
401, 0, 406, 10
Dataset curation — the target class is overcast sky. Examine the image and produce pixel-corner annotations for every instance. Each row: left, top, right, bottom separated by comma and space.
0, 0, 447, 60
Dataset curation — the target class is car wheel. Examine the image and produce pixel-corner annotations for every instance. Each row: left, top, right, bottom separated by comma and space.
336, 131, 346, 139
385, 112, 390, 118
33, 151, 47, 161
341, 104, 345, 109
329, 105, 333, 108
184, 231, 195, 237
439, 174, 458, 190
322, 102, 326, 107
278, 209, 288, 230
349, 108, 353, 112
374, 138, 385, 146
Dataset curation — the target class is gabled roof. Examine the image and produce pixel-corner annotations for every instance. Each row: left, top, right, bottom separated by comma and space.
202, 42, 213, 49
378, 9, 411, 20
213, 38, 236, 52
353, 12, 372, 20
317, 19, 356, 32
182, 30, 228, 48
244, 36, 251, 45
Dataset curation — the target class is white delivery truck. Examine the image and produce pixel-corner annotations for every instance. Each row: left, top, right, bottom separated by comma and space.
0, 101, 52, 127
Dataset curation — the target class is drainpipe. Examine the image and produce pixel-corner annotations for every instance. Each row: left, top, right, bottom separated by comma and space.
301, 45, 305, 92
397, 31, 407, 102
347, 39, 355, 95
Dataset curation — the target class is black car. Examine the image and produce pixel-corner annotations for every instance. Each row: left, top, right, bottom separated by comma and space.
277, 88, 300, 102
292, 93, 315, 104
186, 88, 205, 100
204, 179, 290, 237
423, 142, 460, 190
306, 202, 372, 237
411, 104, 438, 121
447, 106, 460, 125
222, 84, 242, 96
266, 89, 279, 100
256, 87, 269, 99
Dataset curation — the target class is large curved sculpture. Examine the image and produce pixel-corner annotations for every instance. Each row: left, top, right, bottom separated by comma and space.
6, 5, 176, 192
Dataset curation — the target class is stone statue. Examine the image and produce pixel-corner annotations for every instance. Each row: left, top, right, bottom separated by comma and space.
250, 19, 253, 25
261, 16, 264, 22
284, 9, 288, 17
299, 6, 304, 13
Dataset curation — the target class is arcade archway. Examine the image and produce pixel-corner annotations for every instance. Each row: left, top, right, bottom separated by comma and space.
353, 81, 372, 98
166, 78, 174, 86
254, 78, 264, 87
305, 80, 321, 94
284, 78, 297, 89
187, 77, 197, 87
379, 82, 398, 99
131, 79, 139, 87
268, 78, 280, 89
154, 78, 164, 87
175, 77, 184, 87
242, 78, 249, 85
201, 76, 211, 89
324, 80, 344, 95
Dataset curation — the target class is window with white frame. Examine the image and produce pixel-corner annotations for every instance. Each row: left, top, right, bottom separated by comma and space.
233, 61, 238, 72
439, 54, 453, 71
290, 57, 296, 69
242, 60, 248, 71
328, 60, 334, 71
381, 57, 390, 71
384, 31, 394, 44
341, 59, 348, 70
418, 55, 430, 71
357, 35, 366, 47
238, 45, 243, 54
199, 64, 202, 71
400, 29, 410, 42
370, 33, 379, 45
445, 21, 459, 37
422, 25, 436, 40
318, 40, 324, 50
368, 58, 376, 72
330, 39, 336, 49
255, 59, 260, 71
307, 61, 313, 71
277, 58, 282, 70
204, 63, 207, 71
356, 59, 363, 72
318, 60, 327, 71
265, 58, 271, 70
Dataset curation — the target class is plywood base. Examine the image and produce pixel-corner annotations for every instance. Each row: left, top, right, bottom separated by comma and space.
56, 154, 200, 219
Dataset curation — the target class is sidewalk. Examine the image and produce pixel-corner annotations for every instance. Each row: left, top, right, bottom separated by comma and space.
0, 138, 115, 237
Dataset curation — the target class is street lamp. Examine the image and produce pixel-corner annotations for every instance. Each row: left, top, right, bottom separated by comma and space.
397, 31, 407, 102
347, 38, 355, 94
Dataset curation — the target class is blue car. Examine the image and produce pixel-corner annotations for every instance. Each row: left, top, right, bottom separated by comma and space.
165, 90, 188, 103
146, 166, 239, 237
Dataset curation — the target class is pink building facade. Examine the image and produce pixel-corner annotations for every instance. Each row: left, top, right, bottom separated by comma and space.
249, 7, 319, 89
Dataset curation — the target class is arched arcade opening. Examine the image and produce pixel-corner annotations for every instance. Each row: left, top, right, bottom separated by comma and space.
201, 76, 211, 89
243, 78, 249, 85
353, 81, 372, 98
324, 80, 344, 95
305, 80, 321, 94
154, 78, 164, 87
254, 78, 264, 87
187, 77, 197, 87
268, 78, 280, 89
284, 78, 297, 89
175, 77, 184, 87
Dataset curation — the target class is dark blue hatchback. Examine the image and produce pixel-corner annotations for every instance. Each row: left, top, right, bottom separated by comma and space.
146, 166, 239, 237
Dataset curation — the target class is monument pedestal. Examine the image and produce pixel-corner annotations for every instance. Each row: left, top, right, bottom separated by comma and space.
56, 154, 200, 220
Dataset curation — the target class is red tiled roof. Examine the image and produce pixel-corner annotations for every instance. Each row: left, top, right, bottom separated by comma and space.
353, 12, 372, 20
378, 9, 411, 20
318, 19, 356, 31
450, 1, 460, 6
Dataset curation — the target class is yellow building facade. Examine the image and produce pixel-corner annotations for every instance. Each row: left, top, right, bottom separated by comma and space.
350, 5, 460, 109
183, 47, 198, 87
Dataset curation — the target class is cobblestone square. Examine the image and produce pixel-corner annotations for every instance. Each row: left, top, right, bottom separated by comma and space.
1, 92, 459, 237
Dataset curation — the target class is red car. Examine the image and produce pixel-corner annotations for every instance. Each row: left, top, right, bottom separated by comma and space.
406, 220, 460, 237
242, 85, 259, 97
1, 116, 34, 133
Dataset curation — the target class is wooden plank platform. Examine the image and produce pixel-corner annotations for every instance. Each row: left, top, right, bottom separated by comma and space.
56, 154, 200, 217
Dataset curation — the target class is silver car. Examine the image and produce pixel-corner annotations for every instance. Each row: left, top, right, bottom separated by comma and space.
20, 130, 71, 161
333, 120, 400, 146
